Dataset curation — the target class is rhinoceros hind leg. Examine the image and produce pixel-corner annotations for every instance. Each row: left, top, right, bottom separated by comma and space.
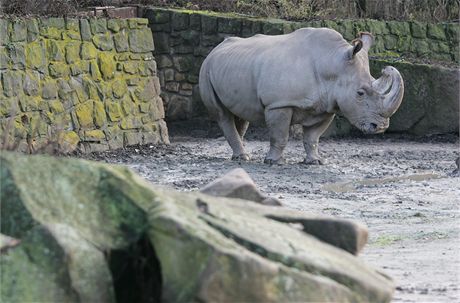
302, 114, 335, 165
264, 108, 293, 164
217, 110, 248, 160
235, 117, 250, 139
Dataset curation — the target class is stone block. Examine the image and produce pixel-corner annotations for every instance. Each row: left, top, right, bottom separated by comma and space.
69, 77, 89, 102
112, 79, 128, 99
139, 61, 156, 76
190, 14, 201, 31
171, 11, 189, 31
107, 19, 120, 32
106, 100, 123, 122
218, 17, 242, 34
201, 15, 217, 34
2, 71, 23, 97
49, 62, 69, 78
121, 96, 136, 115
75, 100, 94, 129
71, 61, 90, 76
172, 55, 195, 72
23, 71, 40, 96
19, 96, 41, 112
84, 129, 106, 141
167, 94, 191, 120
98, 53, 115, 80
90, 18, 107, 34
11, 20, 27, 42
157, 55, 173, 68
201, 34, 225, 47
123, 62, 138, 75
27, 19, 40, 42
93, 100, 106, 128
9, 44, 25, 70
80, 19, 92, 41
445, 23, 459, 44
146, 9, 170, 24
0, 47, 8, 69
25, 40, 46, 70
153, 32, 170, 53
128, 18, 149, 29
80, 42, 97, 60
0, 20, 9, 46
93, 32, 114, 51
410, 21, 426, 39
263, 22, 284, 35
411, 39, 430, 56
65, 42, 81, 64
165, 82, 179, 92
427, 24, 447, 40
46, 40, 64, 62
120, 116, 142, 129
49, 100, 65, 114
129, 28, 155, 53
42, 80, 58, 99
89, 60, 102, 81
387, 21, 410, 36
124, 131, 143, 146
114, 31, 129, 52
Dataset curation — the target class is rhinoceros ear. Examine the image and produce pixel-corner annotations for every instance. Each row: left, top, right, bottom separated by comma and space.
348, 39, 363, 59
358, 32, 374, 51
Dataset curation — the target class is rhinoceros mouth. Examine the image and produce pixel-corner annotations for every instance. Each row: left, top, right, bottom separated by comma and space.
360, 121, 388, 134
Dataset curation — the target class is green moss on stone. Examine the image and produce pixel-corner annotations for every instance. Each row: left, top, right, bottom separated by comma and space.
427, 24, 446, 40
46, 40, 64, 62
84, 129, 105, 141
65, 42, 81, 64
98, 53, 115, 80
49, 100, 65, 114
106, 100, 122, 122
49, 62, 69, 78
75, 100, 94, 129
93, 100, 106, 127
89, 60, 102, 81
114, 31, 129, 52
112, 79, 128, 99
129, 28, 155, 53
107, 20, 120, 33
93, 33, 114, 51
25, 40, 46, 70
26, 19, 40, 43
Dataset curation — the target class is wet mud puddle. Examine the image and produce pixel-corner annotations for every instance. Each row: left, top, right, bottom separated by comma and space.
323, 173, 443, 193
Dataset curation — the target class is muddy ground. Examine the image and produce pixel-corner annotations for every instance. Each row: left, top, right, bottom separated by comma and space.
84, 131, 459, 303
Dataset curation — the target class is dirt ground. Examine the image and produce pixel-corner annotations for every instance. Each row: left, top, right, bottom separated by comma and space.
84, 132, 459, 303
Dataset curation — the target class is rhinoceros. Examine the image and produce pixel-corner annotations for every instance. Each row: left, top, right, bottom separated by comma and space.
199, 28, 404, 164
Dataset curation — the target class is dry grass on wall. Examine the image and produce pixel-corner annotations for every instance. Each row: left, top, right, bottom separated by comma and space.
142, 0, 459, 22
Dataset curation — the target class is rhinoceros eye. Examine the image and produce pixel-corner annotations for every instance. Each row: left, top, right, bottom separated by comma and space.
357, 90, 365, 97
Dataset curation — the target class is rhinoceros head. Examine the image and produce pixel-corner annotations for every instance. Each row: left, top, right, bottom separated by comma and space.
334, 33, 404, 134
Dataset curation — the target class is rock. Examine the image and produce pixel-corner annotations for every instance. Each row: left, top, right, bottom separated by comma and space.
0, 152, 394, 303
201, 168, 282, 206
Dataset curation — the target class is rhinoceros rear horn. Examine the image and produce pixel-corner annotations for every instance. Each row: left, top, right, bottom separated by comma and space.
373, 66, 404, 118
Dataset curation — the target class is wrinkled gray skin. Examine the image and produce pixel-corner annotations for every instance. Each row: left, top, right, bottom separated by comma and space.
199, 28, 404, 164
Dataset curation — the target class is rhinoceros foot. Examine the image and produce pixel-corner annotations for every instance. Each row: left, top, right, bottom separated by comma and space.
302, 158, 327, 165
264, 157, 285, 165
231, 154, 250, 161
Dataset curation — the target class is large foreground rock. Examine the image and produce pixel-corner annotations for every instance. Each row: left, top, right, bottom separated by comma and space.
0, 152, 394, 302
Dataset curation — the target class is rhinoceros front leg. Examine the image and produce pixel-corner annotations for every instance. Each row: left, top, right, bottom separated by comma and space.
264, 107, 293, 164
302, 114, 334, 165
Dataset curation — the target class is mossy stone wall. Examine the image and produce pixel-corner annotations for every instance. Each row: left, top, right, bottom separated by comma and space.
144, 7, 459, 135
0, 17, 168, 153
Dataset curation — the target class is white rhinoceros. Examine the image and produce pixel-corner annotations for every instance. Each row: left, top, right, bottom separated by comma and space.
199, 28, 404, 164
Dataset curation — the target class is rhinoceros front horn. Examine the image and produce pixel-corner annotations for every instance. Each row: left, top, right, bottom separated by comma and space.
372, 66, 404, 118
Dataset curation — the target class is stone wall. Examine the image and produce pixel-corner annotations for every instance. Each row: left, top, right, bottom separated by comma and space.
0, 17, 168, 153
143, 7, 459, 135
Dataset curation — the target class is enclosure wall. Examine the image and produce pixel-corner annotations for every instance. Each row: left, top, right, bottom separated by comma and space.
0, 17, 168, 152
144, 7, 459, 135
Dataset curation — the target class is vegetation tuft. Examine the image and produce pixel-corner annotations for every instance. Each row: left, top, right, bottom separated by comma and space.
0, 0, 458, 22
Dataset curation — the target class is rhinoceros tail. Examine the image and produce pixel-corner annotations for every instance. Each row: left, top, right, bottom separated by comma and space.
199, 59, 222, 119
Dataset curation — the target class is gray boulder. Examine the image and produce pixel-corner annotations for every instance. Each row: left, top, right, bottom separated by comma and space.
200, 167, 282, 205
0, 152, 394, 303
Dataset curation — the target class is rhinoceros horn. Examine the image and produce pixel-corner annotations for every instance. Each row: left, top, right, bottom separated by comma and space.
372, 66, 404, 118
